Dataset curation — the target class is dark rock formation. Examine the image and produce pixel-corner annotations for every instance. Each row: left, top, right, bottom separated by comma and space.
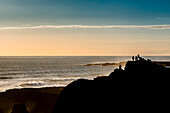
53, 58, 170, 112
11, 104, 29, 113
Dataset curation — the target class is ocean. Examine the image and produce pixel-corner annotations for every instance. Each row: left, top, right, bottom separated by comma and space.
0, 56, 170, 92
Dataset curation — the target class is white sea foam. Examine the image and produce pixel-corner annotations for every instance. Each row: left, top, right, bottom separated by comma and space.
19, 81, 46, 87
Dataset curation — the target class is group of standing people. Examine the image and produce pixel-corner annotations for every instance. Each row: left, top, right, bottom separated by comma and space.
117, 54, 144, 71
132, 54, 143, 61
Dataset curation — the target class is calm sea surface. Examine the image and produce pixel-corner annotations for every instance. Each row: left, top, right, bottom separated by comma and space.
0, 56, 170, 92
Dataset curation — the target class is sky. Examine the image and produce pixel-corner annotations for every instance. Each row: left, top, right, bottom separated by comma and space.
0, 0, 170, 56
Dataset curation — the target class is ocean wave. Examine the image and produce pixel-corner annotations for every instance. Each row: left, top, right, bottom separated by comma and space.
19, 81, 46, 87
50, 77, 82, 82
0, 76, 13, 79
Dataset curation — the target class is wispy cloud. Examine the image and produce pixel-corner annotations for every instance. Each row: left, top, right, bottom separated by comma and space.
156, 17, 170, 20
0, 25, 170, 30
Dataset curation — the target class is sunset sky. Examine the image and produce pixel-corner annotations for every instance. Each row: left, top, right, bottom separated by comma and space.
0, 0, 170, 56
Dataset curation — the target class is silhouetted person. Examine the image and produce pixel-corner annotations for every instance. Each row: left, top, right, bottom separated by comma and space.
137, 54, 140, 58
135, 56, 138, 61
119, 65, 123, 71
11, 104, 29, 113
132, 56, 134, 61
137, 54, 143, 61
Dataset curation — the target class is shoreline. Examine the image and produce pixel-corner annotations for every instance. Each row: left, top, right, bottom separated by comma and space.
0, 87, 64, 113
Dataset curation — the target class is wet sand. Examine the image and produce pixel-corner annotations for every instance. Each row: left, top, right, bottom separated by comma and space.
0, 87, 64, 113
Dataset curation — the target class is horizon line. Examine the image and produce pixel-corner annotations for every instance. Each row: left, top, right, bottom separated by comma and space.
1, 55, 170, 57
1, 24, 170, 30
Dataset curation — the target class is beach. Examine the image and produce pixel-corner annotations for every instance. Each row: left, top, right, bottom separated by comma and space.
0, 87, 64, 113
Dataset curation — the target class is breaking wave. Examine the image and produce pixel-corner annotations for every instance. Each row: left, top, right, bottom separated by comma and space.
19, 81, 46, 87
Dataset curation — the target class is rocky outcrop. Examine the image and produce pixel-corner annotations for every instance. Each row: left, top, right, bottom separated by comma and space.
11, 104, 29, 113
53, 58, 170, 112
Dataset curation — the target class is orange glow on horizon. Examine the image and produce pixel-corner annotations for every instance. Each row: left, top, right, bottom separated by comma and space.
0, 29, 170, 56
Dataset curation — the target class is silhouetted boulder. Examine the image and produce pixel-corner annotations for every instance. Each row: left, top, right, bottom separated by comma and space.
0, 109, 4, 113
53, 58, 170, 112
124, 60, 167, 74
11, 104, 29, 113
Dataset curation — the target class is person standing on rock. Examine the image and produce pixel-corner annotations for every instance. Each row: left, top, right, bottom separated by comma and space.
132, 56, 134, 61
